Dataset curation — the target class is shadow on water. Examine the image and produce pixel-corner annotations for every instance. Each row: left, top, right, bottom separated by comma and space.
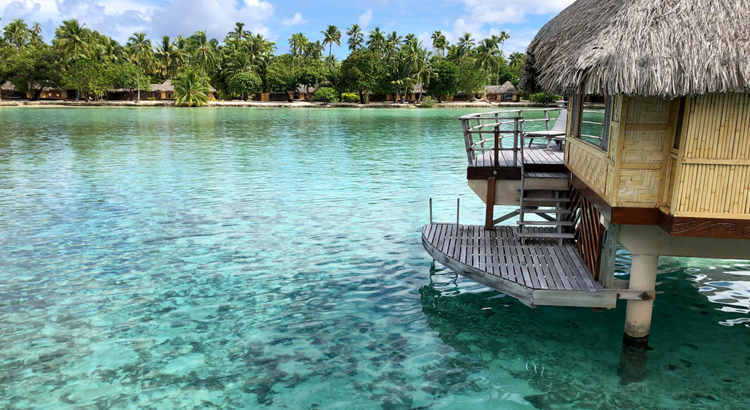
418, 248, 750, 408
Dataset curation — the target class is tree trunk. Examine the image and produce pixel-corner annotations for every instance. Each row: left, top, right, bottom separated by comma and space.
137, 66, 141, 102
483, 72, 488, 101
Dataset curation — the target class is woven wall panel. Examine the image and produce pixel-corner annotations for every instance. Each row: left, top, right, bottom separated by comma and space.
568, 140, 610, 198
626, 96, 670, 125
618, 169, 661, 204
622, 130, 667, 164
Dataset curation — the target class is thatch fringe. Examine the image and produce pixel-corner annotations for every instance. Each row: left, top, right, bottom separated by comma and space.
519, 0, 750, 98
486, 81, 519, 95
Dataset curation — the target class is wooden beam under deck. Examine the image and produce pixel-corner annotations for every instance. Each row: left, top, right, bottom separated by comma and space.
422, 224, 617, 308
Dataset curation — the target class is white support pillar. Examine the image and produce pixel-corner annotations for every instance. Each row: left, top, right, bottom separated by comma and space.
619, 253, 658, 384
624, 254, 658, 338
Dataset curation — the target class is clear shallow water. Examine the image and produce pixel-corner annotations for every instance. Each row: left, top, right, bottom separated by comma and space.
0, 107, 748, 409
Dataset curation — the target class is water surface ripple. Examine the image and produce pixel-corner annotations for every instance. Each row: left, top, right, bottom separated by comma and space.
0, 108, 748, 409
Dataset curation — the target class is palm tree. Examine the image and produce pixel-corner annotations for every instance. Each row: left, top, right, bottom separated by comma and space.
405, 40, 432, 101
100, 37, 123, 63
189, 31, 215, 81
321, 25, 341, 64
155, 35, 176, 79
126, 32, 152, 102
367, 26, 385, 55
385, 31, 402, 65
288, 32, 307, 70
455, 32, 474, 64
174, 69, 210, 107
509, 52, 525, 68
494, 31, 510, 53
229, 22, 250, 42
3, 18, 30, 50
304, 40, 324, 61
431, 30, 447, 57
29, 22, 43, 46
346, 24, 363, 52
476, 38, 499, 100
54, 19, 91, 101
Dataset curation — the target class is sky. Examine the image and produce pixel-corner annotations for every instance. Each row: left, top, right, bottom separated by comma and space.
0, 0, 576, 57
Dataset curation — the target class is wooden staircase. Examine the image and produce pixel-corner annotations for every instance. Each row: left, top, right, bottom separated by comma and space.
516, 175, 573, 245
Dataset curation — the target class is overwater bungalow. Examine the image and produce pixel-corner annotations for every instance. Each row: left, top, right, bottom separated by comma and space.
422, 0, 750, 381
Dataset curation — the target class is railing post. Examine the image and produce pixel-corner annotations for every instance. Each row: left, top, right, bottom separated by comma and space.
462, 119, 473, 165
513, 117, 518, 167
494, 112, 499, 167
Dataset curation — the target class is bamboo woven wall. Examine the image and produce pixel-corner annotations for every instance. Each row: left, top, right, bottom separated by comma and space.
614, 97, 671, 207
567, 139, 612, 198
674, 93, 750, 217
564, 95, 621, 203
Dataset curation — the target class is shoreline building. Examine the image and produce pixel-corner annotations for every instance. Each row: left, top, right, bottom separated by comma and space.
422, 0, 750, 383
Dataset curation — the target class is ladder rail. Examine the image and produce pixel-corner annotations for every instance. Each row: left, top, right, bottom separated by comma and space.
517, 116, 526, 241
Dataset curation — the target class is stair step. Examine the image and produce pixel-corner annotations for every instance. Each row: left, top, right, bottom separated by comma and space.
524, 172, 568, 179
520, 209, 572, 214
516, 186, 569, 191
517, 220, 573, 226
516, 233, 575, 239
516, 198, 571, 203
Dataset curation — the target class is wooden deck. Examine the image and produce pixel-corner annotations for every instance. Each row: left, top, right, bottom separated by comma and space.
471, 145, 564, 168
422, 224, 617, 308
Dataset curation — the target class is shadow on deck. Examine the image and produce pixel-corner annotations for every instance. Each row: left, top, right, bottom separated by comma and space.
422, 224, 617, 308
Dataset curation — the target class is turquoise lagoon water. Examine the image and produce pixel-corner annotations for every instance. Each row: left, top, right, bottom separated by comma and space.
0, 107, 748, 409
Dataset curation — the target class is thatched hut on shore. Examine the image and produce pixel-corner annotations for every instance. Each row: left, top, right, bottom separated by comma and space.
484, 81, 519, 102
518, 0, 750, 382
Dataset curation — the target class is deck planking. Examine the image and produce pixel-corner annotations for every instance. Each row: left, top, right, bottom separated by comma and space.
471, 145, 564, 168
421, 223, 613, 307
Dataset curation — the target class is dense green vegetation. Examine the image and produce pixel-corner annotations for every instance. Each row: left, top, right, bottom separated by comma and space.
0, 19, 526, 104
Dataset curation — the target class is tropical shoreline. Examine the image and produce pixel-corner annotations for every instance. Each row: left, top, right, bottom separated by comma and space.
0, 100, 603, 109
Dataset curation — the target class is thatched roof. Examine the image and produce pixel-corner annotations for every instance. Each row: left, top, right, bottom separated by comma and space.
149, 79, 215, 93
519, 0, 750, 98
1, 81, 16, 91
297, 84, 316, 94
485, 81, 519, 95
150, 80, 172, 92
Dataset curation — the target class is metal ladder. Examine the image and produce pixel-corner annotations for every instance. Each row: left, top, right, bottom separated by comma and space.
515, 117, 573, 245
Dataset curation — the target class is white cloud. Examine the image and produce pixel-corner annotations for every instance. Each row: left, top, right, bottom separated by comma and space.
453, 0, 573, 25
0, 0, 274, 43
281, 11, 305, 27
439, 0, 575, 54
150, 0, 273, 41
358, 9, 372, 28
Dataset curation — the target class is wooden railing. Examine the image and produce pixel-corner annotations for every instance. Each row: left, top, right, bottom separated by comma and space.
460, 108, 562, 167
460, 108, 606, 166
580, 110, 606, 145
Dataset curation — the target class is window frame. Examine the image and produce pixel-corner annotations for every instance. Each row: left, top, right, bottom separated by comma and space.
570, 93, 612, 153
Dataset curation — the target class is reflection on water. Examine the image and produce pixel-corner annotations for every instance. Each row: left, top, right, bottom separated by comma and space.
0, 107, 748, 409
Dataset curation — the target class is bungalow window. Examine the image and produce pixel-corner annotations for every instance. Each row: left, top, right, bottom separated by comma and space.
673, 97, 687, 150
570, 94, 612, 152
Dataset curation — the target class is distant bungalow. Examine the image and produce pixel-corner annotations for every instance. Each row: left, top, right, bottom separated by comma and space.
422, 0, 750, 383
483, 81, 520, 102
1, 81, 69, 100
2, 80, 216, 102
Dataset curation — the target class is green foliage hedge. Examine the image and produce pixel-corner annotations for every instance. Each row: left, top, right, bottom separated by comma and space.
311, 87, 339, 103
530, 92, 561, 106
341, 92, 360, 103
